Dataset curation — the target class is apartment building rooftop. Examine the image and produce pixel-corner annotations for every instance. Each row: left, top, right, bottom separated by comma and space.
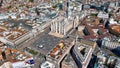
109, 24, 120, 36
0, 19, 33, 46
79, 16, 112, 40
72, 39, 96, 68
46, 40, 73, 67
0, 21, 28, 40
47, 41, 70, 61
0, 46, 32, 66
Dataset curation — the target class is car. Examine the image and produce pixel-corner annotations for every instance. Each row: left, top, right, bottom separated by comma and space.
39, 45, 44, 48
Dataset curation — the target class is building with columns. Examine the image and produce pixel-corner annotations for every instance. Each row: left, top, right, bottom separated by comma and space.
49, 15, 80, 38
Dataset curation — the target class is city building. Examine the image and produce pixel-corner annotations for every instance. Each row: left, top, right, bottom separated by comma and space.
75, 16, 112, 40
101, 39, 120, 56
46, 41, 74, 68
108, 18, 118, 25
0, 20, 31, 46
41, 61, 55, 68
101, 39, 120, 50
95, 51, 120, 68
109, 24, 120, 37
61, 54, 78, 68
1, 0, 120, 68
71, 39, 96, 68
0, 46, 34, 68
49, 15, 79, 38
97, 11, 109, 19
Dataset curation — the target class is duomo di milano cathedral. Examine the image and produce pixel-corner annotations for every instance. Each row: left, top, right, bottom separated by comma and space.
49, 15, 80, 38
